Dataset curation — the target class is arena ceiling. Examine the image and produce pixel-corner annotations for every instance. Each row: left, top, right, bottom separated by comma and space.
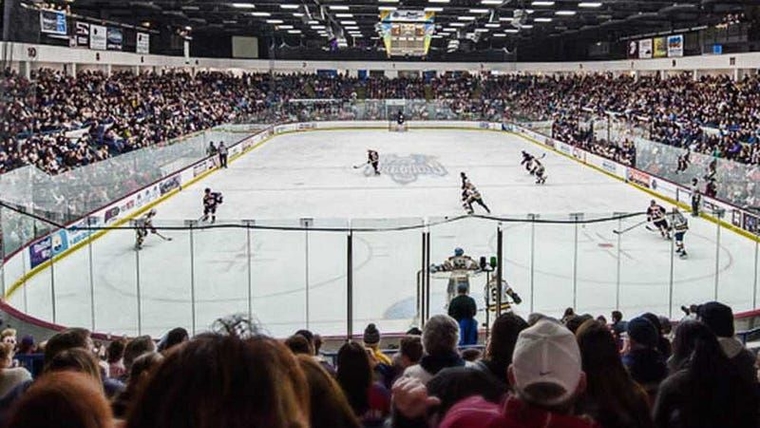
54, 0, 754, 45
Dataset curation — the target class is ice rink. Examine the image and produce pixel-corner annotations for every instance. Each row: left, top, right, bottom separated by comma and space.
12, 128, 759, 337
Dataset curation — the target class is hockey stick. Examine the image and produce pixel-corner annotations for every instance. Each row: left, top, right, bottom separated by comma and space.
612, 219, 649, 235
352, 163, 367, 169
154, 231, 173, 241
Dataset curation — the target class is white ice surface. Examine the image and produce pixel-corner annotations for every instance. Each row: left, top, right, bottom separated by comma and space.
12, 129, 759, 337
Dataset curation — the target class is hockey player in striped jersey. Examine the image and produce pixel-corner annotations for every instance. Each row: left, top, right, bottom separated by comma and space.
671, 207, 689, 258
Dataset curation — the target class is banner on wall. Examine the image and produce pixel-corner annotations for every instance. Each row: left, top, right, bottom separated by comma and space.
667, 34, 684, 57
136, 32, 150, 54
90, 24, 107, 50
638, 39, 652, 59
40, 10, 67, 35
107, 27, 123, 51
627, 40, 639, 59
653, 37, 667, 58
75, 21, 90, 47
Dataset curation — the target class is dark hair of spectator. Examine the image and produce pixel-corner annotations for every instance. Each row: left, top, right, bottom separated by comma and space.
285, 334, 313, 355
123, 336, 156, 369
611, 311, 623, 323
5, 371, 113, 428
106, 339, 127, 364
427, 367, 505, 423
126, 334, 309, 428
484, 312, 529, 378
43, 328, 91, 367
575, 320, 654, 428
399, 335, 423, 364
161, 328, 189, 352
112, 352, 164, 419
296, 354, 361, 428
47, 348, 103, 386
336, 341, 372, 417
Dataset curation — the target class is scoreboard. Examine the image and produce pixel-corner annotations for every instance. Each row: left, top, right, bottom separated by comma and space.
379, 10, 435, 58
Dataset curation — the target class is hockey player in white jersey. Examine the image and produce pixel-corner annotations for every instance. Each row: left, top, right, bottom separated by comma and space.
671, 207, 689, 258
432, 247, 481, 305
134, 209, 171, 250
461, 180, 491, 214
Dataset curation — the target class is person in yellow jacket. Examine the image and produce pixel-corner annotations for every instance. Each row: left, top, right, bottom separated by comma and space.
363, 323, 392, 366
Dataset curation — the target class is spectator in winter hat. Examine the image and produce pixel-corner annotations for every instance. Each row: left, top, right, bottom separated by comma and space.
696, 301, 757, 384
437, 318, 600, 428
621, 317, 667, 402
363, 324, 391, 366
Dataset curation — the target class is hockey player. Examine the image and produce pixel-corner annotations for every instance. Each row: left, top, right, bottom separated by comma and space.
396, 109, 406, 130
485, 270, 522, 313
135, 209, 157, 250
690, 178, 701, 217
647, 200, 671, 239
462, 182, 491, 214
460, 172, 470, 190
675, 149, 691, 174
520, 151, 535, 173
432, 247, 480, 305
202, 188, 224, 223
533, 159, 547, 185
704, 159, 717, 183
671, 207, 689, 258
367, 149, 380, 175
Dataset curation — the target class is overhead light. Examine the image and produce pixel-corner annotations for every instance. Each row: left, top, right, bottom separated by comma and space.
344, 26, 360, 30
379, 6, 397, 11
250, 12, 271, 17
335, 13, 354, 17
450, 22, 466, 27
340, 20, 357, 25
280, 4, 300, 9
292, 13, 304, 17
457, 16, 477, 21
310, 25, 325, 29
493, 33, 507, 37
428, 0, 451, 3
485, 23, 500, 28
578, 2, 603, 7
534, 17, 553, 22
379, 0, 399, 2
276, 25, 294, 30
555, 10, 577, 15
184, 26, 192, 31
469, 9, 489, 14
482, 0, 502, 4
329, 5, 350, 10
266, 19, 284, 24
475, 28, 489, 32
521, 24, 533, 28
531, 1, 555, 6
287, 29, 302, 34
231, 3, 255, 8
425, 7, 444, 12
505, 28, 519, 33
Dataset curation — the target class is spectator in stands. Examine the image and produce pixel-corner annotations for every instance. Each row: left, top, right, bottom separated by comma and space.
622, 317, 668, 401
566, 314, 594, 334
641, 312, 672, 359
47, 348, 102, 385
16, 336, 36, 355
696, 301, 757, 384
126, 334, 309, 428
106, 339, 127, 379
295, 329, 336, 376
0, 342, 31, 399
561, 307, 576, 324
447, 283, 478, 346
285, 334, 313, 355
437, 318, 600, 428
296, 354, 361, 428
1, 329, 17, 350
336, 341, 391, 427
472, 312, 529, 392
121, 335, 156, 382
392, 335, 423, 384
611, 310, 627, 339
575, 320, 654, 428
426, 366, 505, 426
5, 371, 113, 428
112, 352, 164, 419
654, 320, 757, 428
218, 142, 228, 168
157, 327, 189, 352
403, 314, 465, 384
363, 323, 392, 366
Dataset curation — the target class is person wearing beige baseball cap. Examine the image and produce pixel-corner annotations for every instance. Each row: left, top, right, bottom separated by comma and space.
438, 318, 599, 428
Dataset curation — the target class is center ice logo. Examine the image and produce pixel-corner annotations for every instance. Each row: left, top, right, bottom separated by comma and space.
367, 153, 448, 184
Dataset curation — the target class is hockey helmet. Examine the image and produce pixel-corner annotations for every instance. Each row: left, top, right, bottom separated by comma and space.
454, 247, 464, 257
147, 208, 157, 217
205, 188, 211, 194
650, 199, 656, 205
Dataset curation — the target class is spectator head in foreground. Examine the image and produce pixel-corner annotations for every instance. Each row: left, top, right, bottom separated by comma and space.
126, 334, 309, 428
157, 327, 189, 352
363, 323, 381, 349
123, 336, 156, 373
477, 312, 529, 390
509, 318, 586, 410
423, 314, 459, 357
5, 371, 112, 428
296, 354, 360, 428
43, 328, 92, 368
397, 335, 423, 369
285, 334, 313, 355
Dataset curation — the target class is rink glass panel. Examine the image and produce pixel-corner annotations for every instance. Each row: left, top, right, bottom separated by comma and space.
530, 218, 576, 317
351, 218, 422, 337
572, 214, 622, 317
303, 219, 348, 336
134, 220, 193, 337
247, 219, 307, 337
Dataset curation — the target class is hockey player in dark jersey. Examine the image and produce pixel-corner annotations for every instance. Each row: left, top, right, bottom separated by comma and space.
647, 200, 671, 239
367, 149, 380, 175
704, 159, 717, 183
396, 110, 406, 126
675, 149, 691, 174
460, 172, 470, 190
202, 188, 224, 223
671, 207, 689, 258
690, 178, 701, 217
521, 151, 535, 173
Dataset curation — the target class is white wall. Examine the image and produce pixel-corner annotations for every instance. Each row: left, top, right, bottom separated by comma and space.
4, 41, 759, 77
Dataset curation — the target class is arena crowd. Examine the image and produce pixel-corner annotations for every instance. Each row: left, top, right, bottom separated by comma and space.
0, 301, 756, 428
2, 69, 760, 177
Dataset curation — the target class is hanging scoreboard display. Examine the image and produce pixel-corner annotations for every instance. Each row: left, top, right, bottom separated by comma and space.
379, 10, 435, 58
